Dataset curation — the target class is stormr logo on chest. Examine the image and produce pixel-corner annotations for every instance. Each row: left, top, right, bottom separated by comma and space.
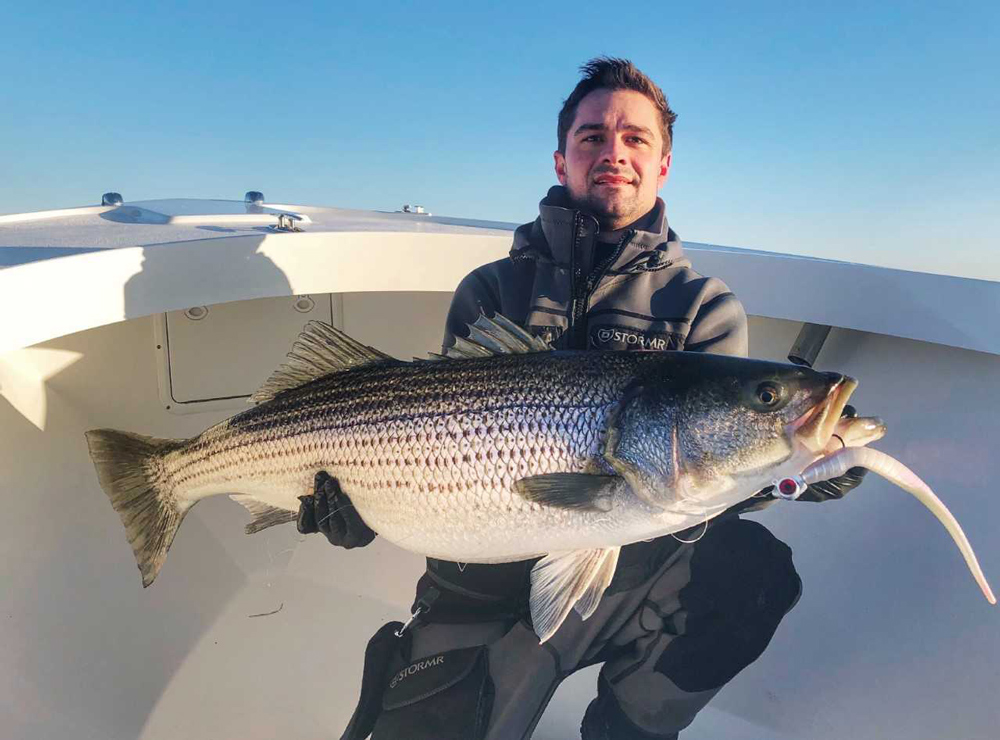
389, 655, 445, 689
594, 327, 671, 350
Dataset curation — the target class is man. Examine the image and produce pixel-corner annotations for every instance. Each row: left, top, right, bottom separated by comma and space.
299, 57, 865, 739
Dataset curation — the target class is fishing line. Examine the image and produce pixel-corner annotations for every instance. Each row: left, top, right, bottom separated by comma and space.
671, 517, 709, 544
251, 534, 298, 618
316, 501, 358, 526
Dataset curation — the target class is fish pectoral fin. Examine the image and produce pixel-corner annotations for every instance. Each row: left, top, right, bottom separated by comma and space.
514, 474, 620, 512
529, 547, 621, 643
230, 495, 297, 534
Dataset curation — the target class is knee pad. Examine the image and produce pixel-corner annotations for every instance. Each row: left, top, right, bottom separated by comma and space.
580, 675, 680, 740
683, 518, 801, 622
372, 645, 495, 740
341, 622, 495, 740
654, 518, 802, 692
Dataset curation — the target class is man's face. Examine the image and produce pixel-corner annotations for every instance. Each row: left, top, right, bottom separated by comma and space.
554, 88, 671, 230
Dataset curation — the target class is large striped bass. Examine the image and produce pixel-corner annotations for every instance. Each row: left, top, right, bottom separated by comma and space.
85, 314, 994, 641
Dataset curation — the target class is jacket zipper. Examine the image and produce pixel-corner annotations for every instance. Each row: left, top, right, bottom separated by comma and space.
570, 228, 634, 349
568, 212, 590, 348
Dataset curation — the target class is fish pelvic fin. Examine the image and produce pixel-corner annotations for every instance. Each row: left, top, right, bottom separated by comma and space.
230, 495, 297, 534
84, 429, 191, 588
250, 321, 396, 405
573, 547, 620, 621
529, 547, 621, 643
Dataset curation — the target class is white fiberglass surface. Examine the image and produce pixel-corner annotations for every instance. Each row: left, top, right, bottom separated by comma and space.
0, 199, 515, 253
1, 302, 998, 739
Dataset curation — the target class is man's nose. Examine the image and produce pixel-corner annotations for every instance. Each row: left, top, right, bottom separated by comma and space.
600, 136, 628, 164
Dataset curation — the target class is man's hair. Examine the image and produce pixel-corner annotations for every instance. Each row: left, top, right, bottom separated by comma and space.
557, 57, 677, 156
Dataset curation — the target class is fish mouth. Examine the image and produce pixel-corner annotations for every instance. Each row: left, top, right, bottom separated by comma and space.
826, 415, 886, 453
789, 374, 858, 453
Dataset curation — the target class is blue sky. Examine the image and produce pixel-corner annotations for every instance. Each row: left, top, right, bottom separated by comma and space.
2, 1, 997, 279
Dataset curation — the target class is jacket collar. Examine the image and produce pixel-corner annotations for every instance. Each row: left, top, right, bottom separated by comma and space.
510, 186, 686, 269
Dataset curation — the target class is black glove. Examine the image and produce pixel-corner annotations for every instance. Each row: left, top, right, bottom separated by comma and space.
297, 471, 376, 548
797, 466, 867, 502
796, 404, 869, 502
733, 405, 869, 514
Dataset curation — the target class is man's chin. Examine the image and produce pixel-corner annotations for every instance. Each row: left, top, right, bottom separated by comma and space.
565, 188, 647, 228
588, 200, 640, 229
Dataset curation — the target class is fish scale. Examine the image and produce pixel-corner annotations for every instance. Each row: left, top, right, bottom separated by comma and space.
162, 352, 630, 561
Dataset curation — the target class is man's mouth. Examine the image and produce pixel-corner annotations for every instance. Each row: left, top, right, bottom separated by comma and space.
593, 174, 632, 186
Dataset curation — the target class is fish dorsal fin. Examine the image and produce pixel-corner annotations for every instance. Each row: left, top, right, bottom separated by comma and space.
250, 321, 395, 405
441, 313, 552, 360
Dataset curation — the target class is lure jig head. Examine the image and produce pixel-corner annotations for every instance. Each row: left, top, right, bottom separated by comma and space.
774, 475, 807, 500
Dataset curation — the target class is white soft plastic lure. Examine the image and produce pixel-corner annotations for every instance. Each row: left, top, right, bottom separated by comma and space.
778, 446, 996, 605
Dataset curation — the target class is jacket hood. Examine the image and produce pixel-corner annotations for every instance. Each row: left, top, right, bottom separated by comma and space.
510, 185, 690, 271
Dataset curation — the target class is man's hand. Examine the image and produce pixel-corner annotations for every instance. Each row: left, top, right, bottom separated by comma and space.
297, 471, 376, 548
796, 467, 867, 502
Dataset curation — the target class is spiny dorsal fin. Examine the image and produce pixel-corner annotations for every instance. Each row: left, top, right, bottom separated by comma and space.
441, 312, 553, 360
250, 321, 395, 405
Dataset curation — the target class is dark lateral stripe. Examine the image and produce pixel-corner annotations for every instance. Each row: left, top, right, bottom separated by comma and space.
172, 352, 638, 477
169, 399, 610, 479
231, 384, 501, 432
588, 308, 691, 324
228, 369, 578, 435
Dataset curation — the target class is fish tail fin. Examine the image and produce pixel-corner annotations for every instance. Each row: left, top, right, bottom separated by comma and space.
85, 429, 191, 587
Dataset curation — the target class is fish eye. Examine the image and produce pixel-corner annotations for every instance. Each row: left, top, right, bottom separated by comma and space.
755, 382, 782, 408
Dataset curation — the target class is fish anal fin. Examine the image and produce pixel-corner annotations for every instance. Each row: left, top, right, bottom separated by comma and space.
250, 321, 396, 405
514, 474, 620, 512
529, 547, 620, 643
230, 495, 297, 534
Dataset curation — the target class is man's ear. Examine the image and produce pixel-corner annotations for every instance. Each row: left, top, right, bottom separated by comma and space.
657, 151, 672, 189
553, 151, 567, 185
